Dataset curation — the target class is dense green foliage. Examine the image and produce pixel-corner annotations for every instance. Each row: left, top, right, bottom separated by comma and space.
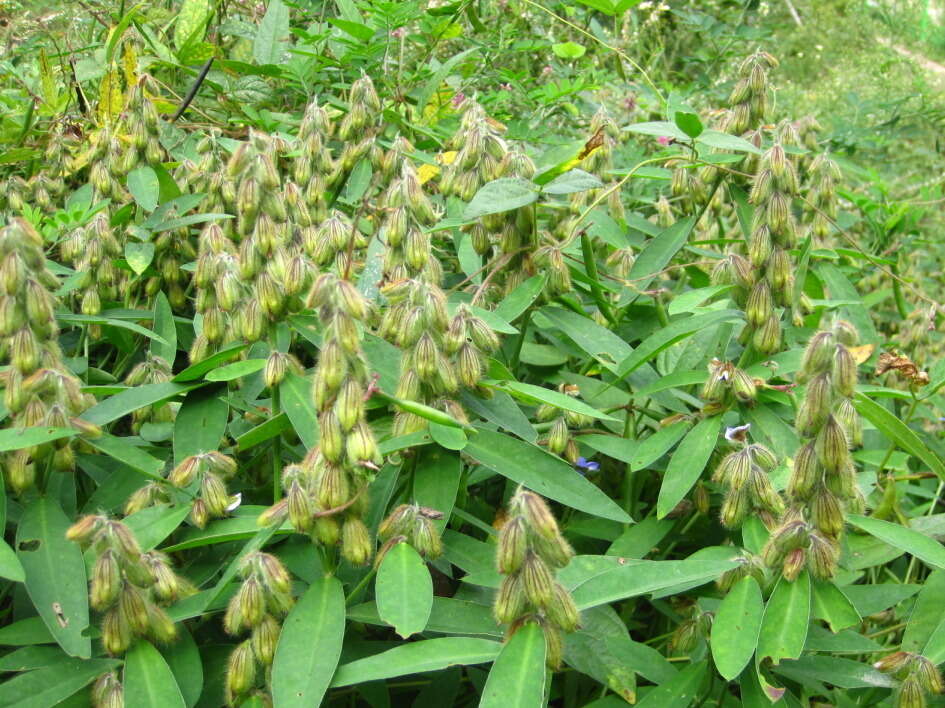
1, 0, 945, 706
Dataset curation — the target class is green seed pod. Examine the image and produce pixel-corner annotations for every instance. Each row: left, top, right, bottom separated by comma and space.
546, 582, 580, 632
226, 640, 257, 698
237, 576, 265, 629
815, 415, 849, 474
913, 656, 944, 695
318, 409, 344, 463
90, 550, 122, 611
497, 516, 527, 574
788, 442, 820, 500
516, 489, 561, 540
801, 332, 836, 377
746, 281, 773, 328
796, 373, 833, 437
119, 584, 150, 635
378, 504, 416, 541
713, 449, 752, 489
145, 552, 181, 604
494, 574, 526, 624
834, 397, 862, 448
546, 417, 569, 455
313, 516, 341, 546
750, 444, 778, 471
456, 343, 483, 388
806, 532, 839, 580
752, 313, 781, 355
832, 320, 858, 347
287, 481, 314, 533
732, 369, 757, 403
531, 531, 574, 570
720, 487, 749, 528
832, 345, 858, 398
102, 607, 132, 655
748, 224, 772, 268
519, 552, 554, 610
543, 622, 564, 670
346, 422, 380, 467
147, 603, 177, 643
781, 547, 806, 582
316, 462, 350, 510
810, 487, 844, 537
201, 473, 232, 517
749, 465, 784, 514
874, 651, 914, 675
341, 517, 373, 566
335, 377, 365, 431
190, 499, 210, 529
412, 516, 443, 559
251, 614, 281, 666
91, 672, 123, 708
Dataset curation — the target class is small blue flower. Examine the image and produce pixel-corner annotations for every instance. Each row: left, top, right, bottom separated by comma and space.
575, 457, 600, 473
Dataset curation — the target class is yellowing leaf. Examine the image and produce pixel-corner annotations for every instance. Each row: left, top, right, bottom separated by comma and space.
849, 344, 876, 365
38, 49, 59, 109
122, 42, 138, 87
97, 68, 124, 125
418, 163, 440, 185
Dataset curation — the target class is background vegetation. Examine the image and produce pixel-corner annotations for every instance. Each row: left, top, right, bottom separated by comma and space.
1, 0, 945, 706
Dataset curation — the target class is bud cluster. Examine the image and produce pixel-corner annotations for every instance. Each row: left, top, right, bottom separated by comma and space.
668, 607, 713, 655
0, 219, 98, 492
258, 272, 379, 565
223, 551, 294, 705
167, 451, 241, 528
568, 107, 625, 224
802, 152, 841, 242
378, 503, 444, 559
91, 671, 123, 708
336, 75, 385, 171
66, 514, 186, 654
493, 488, 579, 669
60, 212, 124, 322
4, 172, 65, 215
712, 441, 783, 528
123, 353, 174, 432
701, 359, 757, 413
874, 651, 944, 708
764, 320, 864, 580
535, 384, 593, 463
714, 143, 801, 355
721, 51, 779, 136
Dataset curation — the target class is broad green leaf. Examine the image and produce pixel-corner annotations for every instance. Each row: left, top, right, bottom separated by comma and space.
817, 264, 877, 343
86, 434, 166, 480
579, 434, 637, 464
0, 645, 67, 671
674, 111, 703, 138
82, 381, 204, 426
429, 422, 467, 450
624, 216, 696, 296
487, 380, 618, 421
773, 655, 895, 690
0, 538, 25, 582
174, 0, 211, 49
542, 168, 601, 195
0, 427, 76, 452
16, 497, 91, 658
463, 178, 539, 220
0, 657, 119, 707
551, 41, 586, 59
840, 583, 920, 617
668, 285, 735, 315
629, 421, 690, 471
272, 573, 346, 707
480, 623, 546, 708
280, 372, 319, 448
902, 570, 945, 656
150, 292, 177, 363
236, 413, 292, 451
711, 575, 763, 680
414, 448, 462, 531
615, 310, 743, 381
571, 558, 739, 610
124, 504, 191, 550
127, 166, 160, 211
349, 597, 499, 638
330, 638, 502, 687
495, 275, 547, 322
695, 130, 763, 154
853, 393, 945, 481
124, 640, 187, 708
173, 386, 229, 464
465, 428, 632, 523
656, 416, 722, 519
163, 507, 291, 552
805, 625, 882, 654
254, 0, 291, 65
376, 542, 434, 639
163, 625, 203, 708
634, 661, 707, 708
848, 513, 945, 570
171, 344, 248, 382
757, 572, 810, 666
608, 516, 674, 558
810, 580, 861, 633
0, 617, 54, 646
204, 358, 267, 382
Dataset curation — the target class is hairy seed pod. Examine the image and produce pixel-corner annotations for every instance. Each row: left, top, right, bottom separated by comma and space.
752, 314, 781, 355
412, 516, 443, 559
810, 487, 845, 537
119, 584, 150, 635
497, 516, 527, 574
796, 373, 832, 437
516, 490, 560, 540
720, 487, 749, 528
494, 574, 526, 624
781, 547, 806, 582
815, 415, 849, 474
546, 582, 580, 632
520, 552, 554, 609
226, 640, 256, 698
832, 345, 857, 398
546, 417, 569, 456
90, 550, 122, 611
732, 369, 757, 403
341, 517, 372, 566
788, 442, 821, 500
102, 607, 132, 655
802, 332, 836, 378
251, 614, 280, 666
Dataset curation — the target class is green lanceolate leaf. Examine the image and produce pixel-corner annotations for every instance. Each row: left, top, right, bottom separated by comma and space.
150, 292, 177, 364
848, 513, 945, 571
711, 575, 764, 680
810, 580, 861, 633
0, 538, 25, 582
173, 385, 229, 464
657, 415, 722, 519
634, 661, 707, 708
16, 497, 91, 658
465, 428, 632, 523
0, 657, 120, 707
480, 623, 547, 708
757, 571, 811, 666
487, 380, 619, 422
271, 573, 346, 707
376, 542, 434, 639
123, 640, 187, 708
330, 637, 502, 687
624, 216, 696, 295
853, 393, 945, 481
254, 0, 291, 65
463, 178, 539, 220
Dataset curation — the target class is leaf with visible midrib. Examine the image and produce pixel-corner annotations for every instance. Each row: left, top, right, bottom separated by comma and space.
757, 572, 811, 665
711, 575, 764, 680
480, 623, 547, 708
848, 513, 945, 571
253, 0, 291, 65
657, 415, 722, 519
16, 496, 91, 658
124, 640, 187, 708
272, 573, 346, 707
376, 542, 433, 639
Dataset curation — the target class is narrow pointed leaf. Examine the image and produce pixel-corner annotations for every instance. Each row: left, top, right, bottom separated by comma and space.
657, 415, 722, 519
848, 513, 945, 570
480, 623, 547, 708
711, 575, 764, 680
757, 572, 811, 666
124, 640, 186, 708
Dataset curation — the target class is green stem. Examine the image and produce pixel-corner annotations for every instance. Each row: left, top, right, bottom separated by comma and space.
345, 566, 377, 606
271, 382, 282, 503
580, 231, 617, 325
509, 308, 532, 372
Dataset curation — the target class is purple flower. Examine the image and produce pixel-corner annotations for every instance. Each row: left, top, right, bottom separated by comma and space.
575, 457, 600, 473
